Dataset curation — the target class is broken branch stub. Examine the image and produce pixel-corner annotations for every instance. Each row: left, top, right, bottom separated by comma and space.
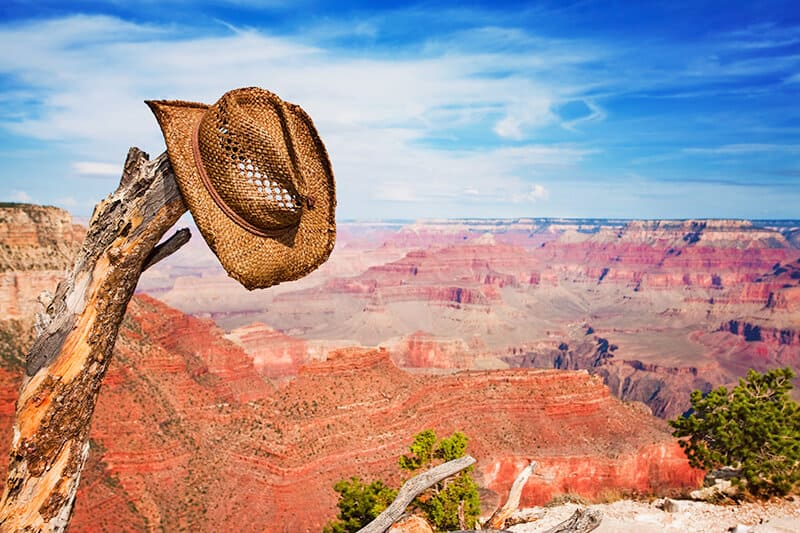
485, 460, 537, 529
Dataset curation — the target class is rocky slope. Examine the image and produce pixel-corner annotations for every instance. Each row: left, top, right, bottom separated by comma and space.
223, 322, 313, 379
0, 203, 84, 273
0, 204, 84, 370
0, 294, 701, 531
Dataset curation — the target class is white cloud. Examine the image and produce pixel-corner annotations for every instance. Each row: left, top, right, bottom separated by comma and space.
0, 15, 605, 218
561, 99, 606, 131
374, 185, 417, 202
328, 121, 591, 215
494, 116, 524, 139
720, 23, 800, 50
492, 85, 559, 139
10, 190, 32, 202
683, 144, 800, 155
525, 183, 549, 202
54, 196, 79, 208
73, 161, 120, 176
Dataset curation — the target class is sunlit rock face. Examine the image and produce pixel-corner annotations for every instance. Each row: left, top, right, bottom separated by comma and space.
0, 293, 700, 531
0, 204, 85, 367
77, 298, 705, 530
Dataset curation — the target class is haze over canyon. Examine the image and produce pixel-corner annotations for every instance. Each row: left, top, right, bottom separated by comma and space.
2, 204, 799, 530
142, 215, 800, 419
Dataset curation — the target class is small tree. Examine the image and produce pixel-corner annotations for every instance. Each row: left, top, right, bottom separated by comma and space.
326, 429, 481, 532
399, 430, 481, 531
323, 477, 396, 533
398, 429, 437, 471
669, 367, 800, 497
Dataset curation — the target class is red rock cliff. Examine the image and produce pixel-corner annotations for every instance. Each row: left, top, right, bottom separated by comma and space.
97, 309, 703, 531
0, 294, 701, 532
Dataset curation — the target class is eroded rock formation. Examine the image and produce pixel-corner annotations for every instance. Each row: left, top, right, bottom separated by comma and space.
0, 206, 705, 531
143, 218, 800, 419
0, 295, 701, 531
0, 204, 85, 370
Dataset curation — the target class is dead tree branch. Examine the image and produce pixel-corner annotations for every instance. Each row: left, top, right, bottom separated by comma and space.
143, 227, 191, 271
485, 461, 537, 529
0, 148, 188, 532
359, 455, 476, 533
544, 508, 602, 533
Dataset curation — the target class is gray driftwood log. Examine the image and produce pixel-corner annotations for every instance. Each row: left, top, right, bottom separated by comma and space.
544, 507, 602, 533
359, 455, 477, 533
0, 148, 188, 531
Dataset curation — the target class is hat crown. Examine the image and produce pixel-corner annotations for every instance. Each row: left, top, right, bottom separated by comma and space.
197, 88, 303, 232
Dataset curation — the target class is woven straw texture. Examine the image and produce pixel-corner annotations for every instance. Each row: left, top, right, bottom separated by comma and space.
147, 87, 336, 290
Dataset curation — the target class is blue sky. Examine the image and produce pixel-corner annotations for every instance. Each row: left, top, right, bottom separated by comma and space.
0, 1, 798, 220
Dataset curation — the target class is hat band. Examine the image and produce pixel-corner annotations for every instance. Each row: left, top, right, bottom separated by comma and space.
191, 117, 299, 238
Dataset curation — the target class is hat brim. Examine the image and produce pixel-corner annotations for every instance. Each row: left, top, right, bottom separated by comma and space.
147, 98, 336, 290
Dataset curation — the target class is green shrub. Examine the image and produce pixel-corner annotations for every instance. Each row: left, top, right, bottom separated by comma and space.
669, 367, 800, 498
398, 429, 437, 471
326, 429, 481, 532
399, 430, 480, 531
323, 477, 396, 533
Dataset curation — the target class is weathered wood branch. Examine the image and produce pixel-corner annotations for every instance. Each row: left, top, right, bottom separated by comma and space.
0, 147, 188, 532
359, 455, 476, 533
485, 461, 537, 529
449, 529, 512, 532
543, 508, 602, 533
143, 227, 191, 271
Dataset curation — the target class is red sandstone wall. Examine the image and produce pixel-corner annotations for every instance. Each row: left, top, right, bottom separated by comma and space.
0, 296, 702, 531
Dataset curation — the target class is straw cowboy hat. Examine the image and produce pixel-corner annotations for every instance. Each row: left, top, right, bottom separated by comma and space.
147, 87, 336, 290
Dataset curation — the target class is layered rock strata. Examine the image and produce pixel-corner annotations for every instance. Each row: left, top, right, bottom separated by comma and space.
0, 294, 701, 531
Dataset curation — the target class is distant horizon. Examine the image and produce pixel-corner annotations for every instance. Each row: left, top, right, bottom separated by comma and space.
337, 217, 800, 224
7, 201, 796, 227
1, 1, 799, 220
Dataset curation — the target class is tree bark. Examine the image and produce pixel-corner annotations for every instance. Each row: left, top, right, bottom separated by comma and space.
359, 455, 476, 533
484, 460, 536, 529
0, 148, 188, 532
543, 508, 602, 533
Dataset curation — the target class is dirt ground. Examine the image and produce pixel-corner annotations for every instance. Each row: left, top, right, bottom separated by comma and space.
508, 497, 800, 533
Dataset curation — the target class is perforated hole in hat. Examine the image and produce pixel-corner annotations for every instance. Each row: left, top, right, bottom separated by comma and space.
213, 109, 301, 214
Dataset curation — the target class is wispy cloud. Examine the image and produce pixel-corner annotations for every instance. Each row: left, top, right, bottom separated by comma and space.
10, 190, 31, 202
0, 5, 798, 219
561, 99, 605, 131
719, 22, 800, 50
513, 183, 549, 203
54, 196, 79, 208
72, 161, 120, 177
683, 144, 800, 155
0, 14, 604, 217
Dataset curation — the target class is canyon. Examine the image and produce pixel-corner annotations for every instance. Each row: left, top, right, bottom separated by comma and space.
1, 204, 798, 530
0, 204, 84, 369
68, 296, 700, 531
142, 217, 800, 418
